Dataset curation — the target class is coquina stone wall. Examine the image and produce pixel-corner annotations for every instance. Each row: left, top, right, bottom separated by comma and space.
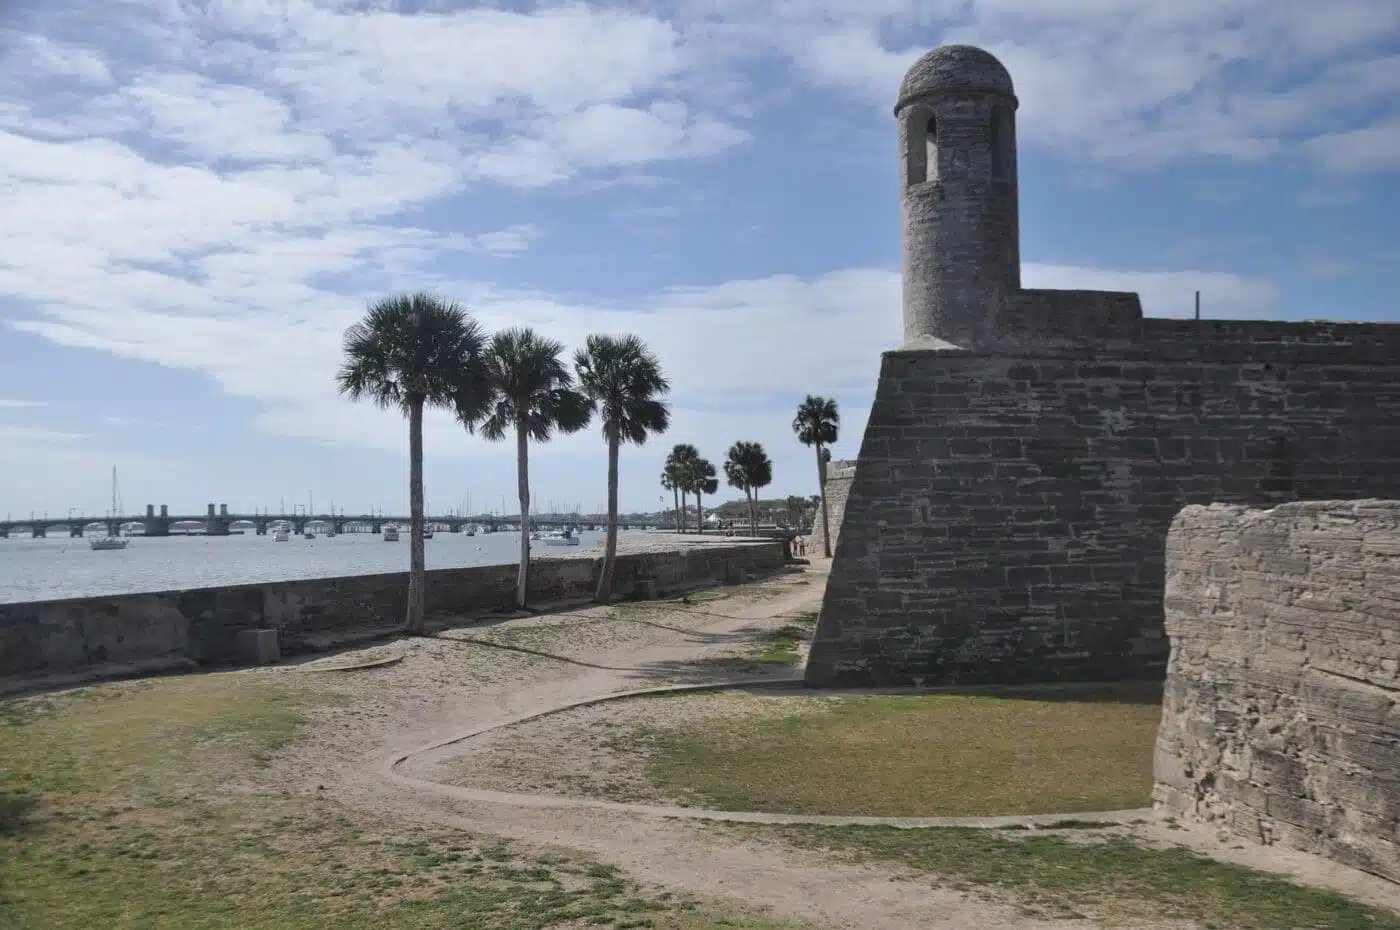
809, 459, 855, 557
0, 540, 786, 689
808, 314, 1400, 687
1154, 501, 1400, 882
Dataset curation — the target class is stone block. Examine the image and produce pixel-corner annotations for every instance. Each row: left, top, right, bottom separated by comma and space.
236, 628, 281, 665
633, 579, 657, 601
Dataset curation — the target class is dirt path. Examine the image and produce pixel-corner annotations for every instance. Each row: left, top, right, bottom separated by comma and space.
249, 559, 1400, 929
256, 564, 1104, 929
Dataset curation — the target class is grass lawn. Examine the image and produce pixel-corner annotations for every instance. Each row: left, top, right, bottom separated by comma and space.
750, 824, 1400, 930
637, 684, 1163, 816
0, 673, 807, 930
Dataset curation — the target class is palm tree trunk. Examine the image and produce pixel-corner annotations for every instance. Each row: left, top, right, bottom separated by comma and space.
680, 489, 688, 534
672, 486, 680, 533
696, 492, 704, 535
406, 396, 426, 635
515, 422, 531, 608
816, 443, 833, 558
747, 488, 757, 537
596, 435, 620, 604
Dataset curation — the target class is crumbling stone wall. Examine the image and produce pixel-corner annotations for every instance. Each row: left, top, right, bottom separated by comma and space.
1154, 501, 1400, 882
809, 459, 855, 556
808, 315, 1400, 687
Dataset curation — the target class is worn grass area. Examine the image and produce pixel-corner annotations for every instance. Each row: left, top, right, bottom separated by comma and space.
747, 612, 819, 666
637, 684, 1162, 816
748, 823, 1400, 930
0, 674, 807, 929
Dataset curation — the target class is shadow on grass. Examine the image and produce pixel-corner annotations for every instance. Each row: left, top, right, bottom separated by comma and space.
0, 791, 40, 837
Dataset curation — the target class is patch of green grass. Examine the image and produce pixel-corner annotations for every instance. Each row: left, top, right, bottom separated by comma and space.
0, 673, 811, 929
635, 685, 1163, 817
753, 824, 1400, 929
747, 614, 819, 666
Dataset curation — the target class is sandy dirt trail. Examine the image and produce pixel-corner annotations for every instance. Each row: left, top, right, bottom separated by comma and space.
251, 554, 1400, 929
258, 563, 1107, 930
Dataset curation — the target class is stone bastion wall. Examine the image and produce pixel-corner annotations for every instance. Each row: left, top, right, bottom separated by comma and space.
0, 539, 787, 691
1154, 501, 1400, 883
808, 306, 1400, 688
809, 459, 856, 556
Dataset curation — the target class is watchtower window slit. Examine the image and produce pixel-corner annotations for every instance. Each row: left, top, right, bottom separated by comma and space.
925, 116, 938, 179
991, 109, 1012, 180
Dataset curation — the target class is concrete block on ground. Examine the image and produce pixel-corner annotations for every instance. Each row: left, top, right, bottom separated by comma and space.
237, 628, 281, 665
634, 579, 658, 600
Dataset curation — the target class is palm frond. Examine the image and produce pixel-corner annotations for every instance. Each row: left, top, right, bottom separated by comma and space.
336, 291, 489, 417
575, 333, 671, 447
793, 394, 840, 447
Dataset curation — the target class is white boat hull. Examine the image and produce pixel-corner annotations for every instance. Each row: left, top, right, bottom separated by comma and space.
90, 537, 129, 551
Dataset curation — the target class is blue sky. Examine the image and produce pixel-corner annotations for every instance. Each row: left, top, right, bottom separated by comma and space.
1, 0, 1398, 521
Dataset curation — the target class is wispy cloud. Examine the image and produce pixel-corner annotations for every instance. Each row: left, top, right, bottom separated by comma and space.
0, 399, 47, 409
0, 0, 1389, 514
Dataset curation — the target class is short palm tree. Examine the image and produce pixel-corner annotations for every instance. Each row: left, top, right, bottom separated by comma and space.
574, 333, 671, 604
661, 466, 681, 533
479, 327, 592, 608
336, 292, 488, 634
666, 443, 700, 533
723, 440, 773, 536
793, 395, 840, 557
691, 457, 717, 534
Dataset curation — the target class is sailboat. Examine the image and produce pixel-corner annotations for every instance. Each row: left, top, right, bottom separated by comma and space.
91, 466, 130, 551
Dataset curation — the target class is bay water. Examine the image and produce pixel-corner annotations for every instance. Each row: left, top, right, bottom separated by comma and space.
0, 528, 639, 603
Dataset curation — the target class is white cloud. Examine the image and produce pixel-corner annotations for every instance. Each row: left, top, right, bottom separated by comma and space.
723, 0, 1400, 170
0, 0, 1384, 516
0, 399, 47, 409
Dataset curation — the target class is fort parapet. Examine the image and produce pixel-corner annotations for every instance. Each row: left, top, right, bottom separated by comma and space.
806, 45, 1400, 687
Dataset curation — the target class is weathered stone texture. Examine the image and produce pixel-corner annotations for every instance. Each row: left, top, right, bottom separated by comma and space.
0, 540, 786, 684
808, 317, 1400, 687
809, 460, 855, 556
1154, 501, 1400, 883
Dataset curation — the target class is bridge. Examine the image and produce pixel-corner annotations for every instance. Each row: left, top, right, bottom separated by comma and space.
0, 503, 658, 539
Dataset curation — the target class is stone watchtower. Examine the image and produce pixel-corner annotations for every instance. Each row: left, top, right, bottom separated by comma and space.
805, 43, 1400, 690
897, 45, 1020, 348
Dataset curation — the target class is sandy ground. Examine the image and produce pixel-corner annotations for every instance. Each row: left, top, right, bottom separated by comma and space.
243, 548, 1400, 929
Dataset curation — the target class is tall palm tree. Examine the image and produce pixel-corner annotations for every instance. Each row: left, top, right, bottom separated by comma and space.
575, 333, 671, 604
479, 327, 592, 608
792, 395, 840, 557
337, 292, 488, 634
724, 440, 773, 536
691, 457, 717, 534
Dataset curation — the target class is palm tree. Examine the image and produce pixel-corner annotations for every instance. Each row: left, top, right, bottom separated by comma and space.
723, 440, 773, 536
793, 395, 840, 557
337, 292, 488, 634
666, 443, 700, 533
479, 327, 592, 608
691, 457, 717, 534
661, 466, 681, 532
575, 334, 671, 604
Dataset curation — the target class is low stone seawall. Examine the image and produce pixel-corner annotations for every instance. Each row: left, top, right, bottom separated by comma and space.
0, 538, 787, 687
1154, 501, 1400, 883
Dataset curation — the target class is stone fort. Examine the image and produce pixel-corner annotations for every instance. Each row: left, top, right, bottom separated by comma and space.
806, 44, 1400, 687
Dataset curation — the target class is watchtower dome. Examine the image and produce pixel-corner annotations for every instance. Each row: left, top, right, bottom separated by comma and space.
897, 45, 1020, 348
